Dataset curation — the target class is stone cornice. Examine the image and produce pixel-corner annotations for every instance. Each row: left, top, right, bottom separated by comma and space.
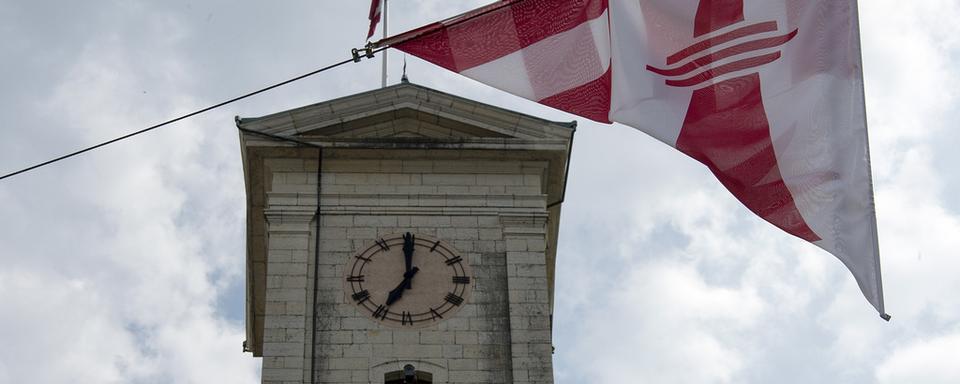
499, 213, 550, 236
264, 208, 315, 234
241, 136, 571, 152
237, 82, 575, 142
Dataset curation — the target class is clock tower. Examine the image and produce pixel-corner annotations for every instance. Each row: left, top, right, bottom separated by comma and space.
239, 82, 573, 383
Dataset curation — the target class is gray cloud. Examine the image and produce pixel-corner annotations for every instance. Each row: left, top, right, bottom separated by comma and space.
1, 1, 958, 383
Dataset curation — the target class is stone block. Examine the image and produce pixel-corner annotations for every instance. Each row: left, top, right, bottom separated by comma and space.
448, 358, 478, 371
448, 370, 490, 383
352, 369, 370, 382
261, 367, 303, 382
442, 344, 464, 359
341, 317, 373, 330
262, 342, 303, 357
282, 276, 308, 289
420, 331, 455, 345
367, 330, 393, 344
516, 264, 547, 278
454, 228, 479, 240
523, 174, 541, 187
318, 369, 352, 382
265, 288, 305, 302
269, 235, 310, 251
438, 185, 470, 194
440, 317, 470, 331
388, 174, 412, 185
267, 275, 284, 289
455, 331, 479, 345
346, 227, 376, 239
354, 216, 398, 227
505, 239, 528, 252
283, 356, 304, 369
423, 174, 476, 186
322, 215, 354, 227
510, 330, 552, 344
329, 357, 369, 370
392, 330, 420, 345
477, 174, 524, 186
478, 228, 502, 240
315, 344, 343, 358
507, 277, 548, 291
335, 173, 368, 185
318, 227, 346, 240
380, 195, 412, 206
264, 315, 305, 329
410, 216, 451, 227
342, 344, 372, 358
402, 160, 434, 173
327, 330, 352, 344
395, 345, 443, 358
320, 239, 353, 252
267, 262, 308, 276
506, 251, 545, 265
526, 238, 547, 252
262, 328, 286, 343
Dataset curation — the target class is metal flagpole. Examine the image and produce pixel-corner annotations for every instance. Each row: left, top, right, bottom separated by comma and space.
381, 0, 388, 88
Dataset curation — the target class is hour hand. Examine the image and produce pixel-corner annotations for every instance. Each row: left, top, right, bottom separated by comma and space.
386, 267, 419, 305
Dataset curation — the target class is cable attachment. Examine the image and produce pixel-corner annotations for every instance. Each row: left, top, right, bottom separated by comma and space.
351, 44, 377, 62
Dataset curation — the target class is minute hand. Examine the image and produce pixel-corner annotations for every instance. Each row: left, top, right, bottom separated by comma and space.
402, 233, 415, 289
385, 267, 419, 306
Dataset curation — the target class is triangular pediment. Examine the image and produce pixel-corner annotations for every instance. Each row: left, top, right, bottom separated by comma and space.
236, 82, 575, 141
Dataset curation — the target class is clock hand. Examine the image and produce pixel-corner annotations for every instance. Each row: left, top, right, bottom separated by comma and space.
402, 232, 415, 289
385, 266, 419, 306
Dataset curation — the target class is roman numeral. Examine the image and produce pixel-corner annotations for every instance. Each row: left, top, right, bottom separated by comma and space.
430, 307, 443, 320
402, 311, 413, 326
346, 275, 364, 282
351, 290, 370, 303
444, 256, 463, 266
375, 238, 390, 251
430, 240, 441, 252
445, 293, 464, 306
354, 255, 370, 262
373, 305, 389, 320
452, 276, 470, 284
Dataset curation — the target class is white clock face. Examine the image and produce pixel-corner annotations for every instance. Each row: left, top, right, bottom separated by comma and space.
344, 233, 472, 328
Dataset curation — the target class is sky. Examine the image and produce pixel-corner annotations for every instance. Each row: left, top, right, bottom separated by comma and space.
1, 1, 959, 383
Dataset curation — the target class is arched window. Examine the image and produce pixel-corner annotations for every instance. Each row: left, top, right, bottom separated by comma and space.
384, 364, 433, 383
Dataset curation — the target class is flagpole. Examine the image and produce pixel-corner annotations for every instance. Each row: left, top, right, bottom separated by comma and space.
381, 0, 388, 88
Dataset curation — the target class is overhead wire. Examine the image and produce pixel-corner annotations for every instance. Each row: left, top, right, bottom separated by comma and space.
0, 47, 386, 182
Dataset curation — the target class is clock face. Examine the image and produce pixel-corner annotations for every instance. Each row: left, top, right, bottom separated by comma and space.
344, 232, 472, 328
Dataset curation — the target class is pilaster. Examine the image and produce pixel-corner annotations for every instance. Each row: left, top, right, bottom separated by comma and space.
501, 213, 554, 384
261, 208, 315, 384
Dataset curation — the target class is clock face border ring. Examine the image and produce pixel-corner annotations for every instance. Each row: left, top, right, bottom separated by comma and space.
343, 232, 474, 328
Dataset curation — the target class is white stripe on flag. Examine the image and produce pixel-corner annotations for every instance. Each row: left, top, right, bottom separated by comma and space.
460, 10, 610, 102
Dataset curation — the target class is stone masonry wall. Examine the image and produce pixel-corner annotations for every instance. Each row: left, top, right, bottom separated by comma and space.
259, 152, 554, 384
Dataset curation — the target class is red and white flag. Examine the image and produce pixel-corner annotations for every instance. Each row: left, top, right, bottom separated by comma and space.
367, 0, 383, 40
380, 0, 888, 318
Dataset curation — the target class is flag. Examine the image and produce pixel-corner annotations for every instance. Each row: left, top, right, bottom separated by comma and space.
378, 0, 888, 319
367, 0, 383, 40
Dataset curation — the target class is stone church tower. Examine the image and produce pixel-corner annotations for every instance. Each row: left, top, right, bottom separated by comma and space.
239, 82, 573, 383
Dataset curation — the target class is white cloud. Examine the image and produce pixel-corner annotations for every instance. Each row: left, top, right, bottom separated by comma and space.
563, 260, 763, 384
0, 270, 140, 383
0, 3, 256, 382
876, 331, 960, 384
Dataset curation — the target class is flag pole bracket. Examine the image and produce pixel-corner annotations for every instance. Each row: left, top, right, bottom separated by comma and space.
351, 44, 377, 63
